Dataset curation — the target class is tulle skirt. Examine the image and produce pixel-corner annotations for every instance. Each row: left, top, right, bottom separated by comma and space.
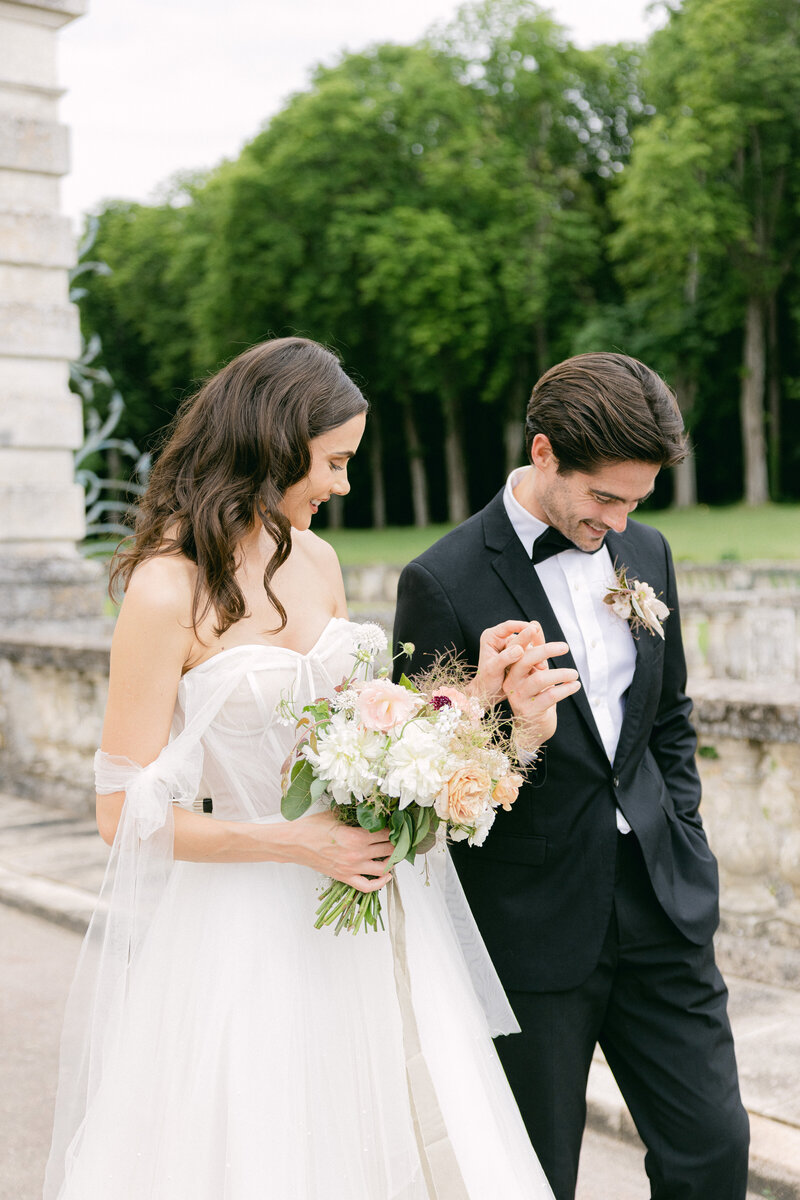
56, 855, 553, 1199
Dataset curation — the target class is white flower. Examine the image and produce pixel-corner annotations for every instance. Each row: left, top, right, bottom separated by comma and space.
448, 805, 495, 847
431, 704, 461, 736
468, 806, 496, 847
603, 565, 670, 639
632, 583, 670, 638
611, 594, 633, 621
354, 623, 388, 657
485, 749, 510, 779
304, 711, 383, 805
382, 719, 449, 810
330, 688, 358, 714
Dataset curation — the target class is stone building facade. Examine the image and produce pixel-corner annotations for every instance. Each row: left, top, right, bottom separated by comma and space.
0, 0, 101, 621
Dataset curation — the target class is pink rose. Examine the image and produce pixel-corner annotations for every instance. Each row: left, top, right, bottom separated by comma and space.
355, 679, 421, 733
492, 772, 524, 812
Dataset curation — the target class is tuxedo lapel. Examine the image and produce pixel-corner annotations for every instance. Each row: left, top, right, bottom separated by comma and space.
605, 530, 665, 771
482, 495, 606, 756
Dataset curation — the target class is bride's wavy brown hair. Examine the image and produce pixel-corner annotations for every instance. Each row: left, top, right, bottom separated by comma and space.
110, 337, 368, 635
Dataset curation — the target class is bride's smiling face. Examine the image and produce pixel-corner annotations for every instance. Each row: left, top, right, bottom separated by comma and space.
279, 413, 366, 531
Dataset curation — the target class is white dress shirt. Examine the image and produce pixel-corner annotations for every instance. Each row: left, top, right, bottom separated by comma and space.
503, 467, 636, 833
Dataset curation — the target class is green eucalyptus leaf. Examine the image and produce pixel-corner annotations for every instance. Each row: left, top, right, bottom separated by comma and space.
357, 802, 387, 832
412, 807, 431, 847
390, 807, 406, 836
309, 776, 328, 802
281, 758, 315, 820
388, 821, 412, 867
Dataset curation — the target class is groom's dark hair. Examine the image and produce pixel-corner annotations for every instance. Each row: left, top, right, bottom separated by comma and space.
524, 352, 687, 473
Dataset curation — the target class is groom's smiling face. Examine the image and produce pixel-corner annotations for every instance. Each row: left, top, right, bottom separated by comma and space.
526, 435, 659, 551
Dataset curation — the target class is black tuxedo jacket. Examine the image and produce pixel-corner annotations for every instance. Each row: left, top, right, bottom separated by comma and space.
392, 490, 719, 992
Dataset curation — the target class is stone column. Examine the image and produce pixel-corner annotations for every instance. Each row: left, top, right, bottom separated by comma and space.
0, 0, 102, 620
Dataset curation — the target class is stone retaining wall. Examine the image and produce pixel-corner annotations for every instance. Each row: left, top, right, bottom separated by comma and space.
341, 563, 800, 684
0, 621, 111, 810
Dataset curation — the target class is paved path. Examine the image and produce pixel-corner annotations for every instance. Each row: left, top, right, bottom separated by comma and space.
0, 906, 78, 1200
1, 791, 799, 1198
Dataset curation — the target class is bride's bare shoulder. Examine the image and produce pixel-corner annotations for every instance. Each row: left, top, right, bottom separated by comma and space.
118, 553, 197, 636
110, 552, 197, 674
292, 528, 341, 576
291, 529, 346, 611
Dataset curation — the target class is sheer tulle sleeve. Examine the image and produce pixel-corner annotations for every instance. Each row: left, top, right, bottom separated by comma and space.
44, 656, 254, 1200
44, 741, 203, 1199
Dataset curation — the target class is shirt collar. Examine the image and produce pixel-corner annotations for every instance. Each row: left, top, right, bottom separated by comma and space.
502, 468, 611, 576
503, 467, 549, 558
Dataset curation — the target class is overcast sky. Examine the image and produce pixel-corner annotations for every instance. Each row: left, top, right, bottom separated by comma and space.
59, 0, 665, 225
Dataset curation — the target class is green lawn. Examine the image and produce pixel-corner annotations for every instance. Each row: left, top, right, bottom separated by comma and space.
319, 504, 800, 566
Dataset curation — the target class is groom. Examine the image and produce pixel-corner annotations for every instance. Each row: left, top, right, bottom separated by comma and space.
393, 353, 749, 1200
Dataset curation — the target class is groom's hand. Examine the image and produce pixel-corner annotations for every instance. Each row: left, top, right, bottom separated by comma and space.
470, 620, 542, 704
500, 624, 581, 752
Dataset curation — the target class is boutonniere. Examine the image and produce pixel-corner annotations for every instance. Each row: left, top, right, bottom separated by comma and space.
603, 563, 670, 639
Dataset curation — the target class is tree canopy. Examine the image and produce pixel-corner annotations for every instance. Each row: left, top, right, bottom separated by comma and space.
75, 0, 800, 527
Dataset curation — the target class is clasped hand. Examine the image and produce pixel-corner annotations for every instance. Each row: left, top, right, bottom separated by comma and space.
470, 620, 581, 752
289, 811, 394, 892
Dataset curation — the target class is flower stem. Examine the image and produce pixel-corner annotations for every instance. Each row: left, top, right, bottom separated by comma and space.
314, 879, 384, 935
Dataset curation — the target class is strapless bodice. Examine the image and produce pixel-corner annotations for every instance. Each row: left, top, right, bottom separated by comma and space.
173, 617, 366, 822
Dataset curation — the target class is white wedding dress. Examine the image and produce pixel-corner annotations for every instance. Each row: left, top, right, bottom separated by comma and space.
45, 618, 553, 1200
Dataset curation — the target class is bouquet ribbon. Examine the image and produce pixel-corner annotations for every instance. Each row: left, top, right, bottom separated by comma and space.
386, 879, 469, 1199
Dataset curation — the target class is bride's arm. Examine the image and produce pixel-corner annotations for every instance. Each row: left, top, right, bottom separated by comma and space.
97, 557, 393, 893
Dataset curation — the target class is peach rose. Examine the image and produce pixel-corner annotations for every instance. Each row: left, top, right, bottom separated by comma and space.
493, 772, 524, 812
446, 766, 493, 825
355, 679, 421, 733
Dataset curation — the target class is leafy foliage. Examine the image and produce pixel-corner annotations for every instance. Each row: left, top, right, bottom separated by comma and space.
73, 0, 800, 522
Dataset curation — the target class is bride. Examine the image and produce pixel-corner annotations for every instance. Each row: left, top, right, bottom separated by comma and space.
44, 337, 578, 1200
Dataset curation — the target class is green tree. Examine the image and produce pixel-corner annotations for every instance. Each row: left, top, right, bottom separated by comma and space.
611, 0, 800, 504
433, 2, 644, 472
76, 195, 198, 448
187, 42, 499, 523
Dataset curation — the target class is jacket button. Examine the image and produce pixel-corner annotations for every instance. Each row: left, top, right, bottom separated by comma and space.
612, 776, 620, 788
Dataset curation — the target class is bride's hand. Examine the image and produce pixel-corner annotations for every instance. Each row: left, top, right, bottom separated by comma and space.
282, 811, 394, 891
470, 620, 570, 706
468, 619, 531, 703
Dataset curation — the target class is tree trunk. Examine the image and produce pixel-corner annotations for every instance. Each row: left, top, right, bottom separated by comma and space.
403, 401, 429, 528
767, 291, 780, 500
672, 450, 697, 509
672, 373, 698, 508
368, 408, 386, 529
740, 294, 769, 505
326, 494, 344, 530
504, 362, 528, 476
441, 388, 469, 524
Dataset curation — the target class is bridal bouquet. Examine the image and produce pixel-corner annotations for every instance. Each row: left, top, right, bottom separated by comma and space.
277, 624, 524, 935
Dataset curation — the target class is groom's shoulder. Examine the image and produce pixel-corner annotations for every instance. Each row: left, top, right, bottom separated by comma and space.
621, 516, 675, 572
625, 516, 670, 553
406, 494, 504, 582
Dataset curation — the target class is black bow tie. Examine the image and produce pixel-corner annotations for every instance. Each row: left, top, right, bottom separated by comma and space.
531, 526, 592, 564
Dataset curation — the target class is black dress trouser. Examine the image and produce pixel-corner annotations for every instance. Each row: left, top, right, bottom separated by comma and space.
494, 832, 750, 1200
